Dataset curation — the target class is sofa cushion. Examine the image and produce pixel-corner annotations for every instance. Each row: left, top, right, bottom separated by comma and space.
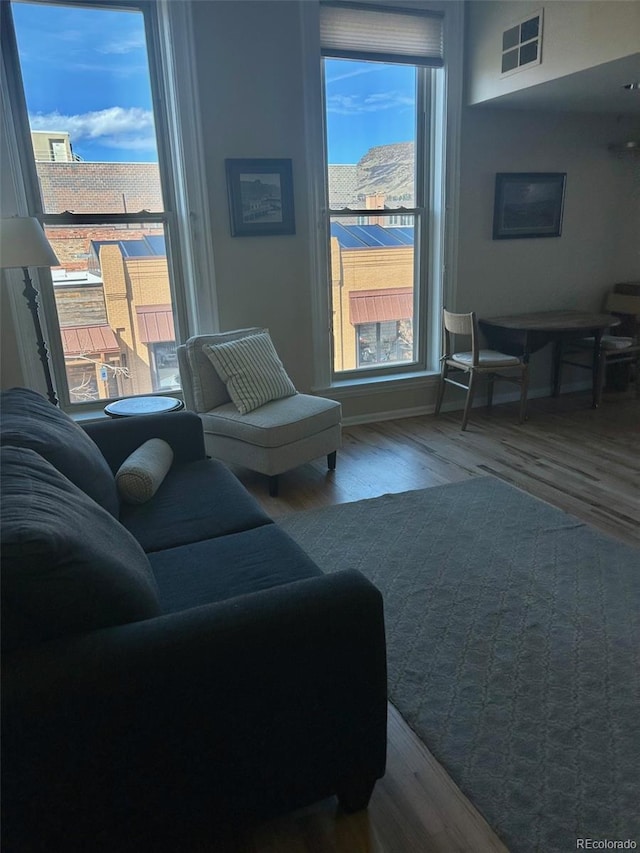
1, 446, 161, 651
204, 331, 297, 415
149, 523, 323, 614
0, 387, 119, 517
119, 457, 272, 552
185, 328, 264, 412
200, 394, 342, 449
116, 438, 174, 504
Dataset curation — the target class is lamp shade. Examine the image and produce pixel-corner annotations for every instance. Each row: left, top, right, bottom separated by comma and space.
0, 217, 59, 269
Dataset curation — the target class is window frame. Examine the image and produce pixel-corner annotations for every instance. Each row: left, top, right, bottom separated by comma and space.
299, 0, 463, 403
1, 0, 217, 413
322, 54, 430, 383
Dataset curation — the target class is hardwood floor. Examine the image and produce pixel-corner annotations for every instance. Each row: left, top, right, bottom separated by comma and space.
225, 390, 640, 853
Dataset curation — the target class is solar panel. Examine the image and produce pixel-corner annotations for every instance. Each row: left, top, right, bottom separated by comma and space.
120, 241, 149, 257
394, 227, 415, 244
146, 235, 167, 256
330, 222, 366, 249
90, 240, 120, 253
330, 223, 415, 249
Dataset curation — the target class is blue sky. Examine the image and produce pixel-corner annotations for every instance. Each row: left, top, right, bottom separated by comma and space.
324, 59, 416, 163
12, 1, 157, 163
12, 2, 415, 166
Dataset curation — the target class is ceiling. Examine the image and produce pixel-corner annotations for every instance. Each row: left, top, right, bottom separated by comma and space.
482, 53, 640, 115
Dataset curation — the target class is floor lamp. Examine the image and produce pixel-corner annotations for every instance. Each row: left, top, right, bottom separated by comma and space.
0, 216, 60, 406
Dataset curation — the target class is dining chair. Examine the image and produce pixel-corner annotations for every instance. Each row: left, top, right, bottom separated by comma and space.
560, 291, 640, 406
434, 309, 529, 430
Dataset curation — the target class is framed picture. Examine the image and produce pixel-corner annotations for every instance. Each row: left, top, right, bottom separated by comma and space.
225, 158, 295, 237
493, 172, 566, 239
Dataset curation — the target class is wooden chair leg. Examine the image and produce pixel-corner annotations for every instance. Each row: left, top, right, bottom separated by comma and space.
487, 374, 495, 409
518, 364, 529, 423
552, 340, 563, 397
268, 475, 279, 497
327, 450, 337, 471
434, 364, 448, 416
595, 351, 607, 408
461, 371, 476, 431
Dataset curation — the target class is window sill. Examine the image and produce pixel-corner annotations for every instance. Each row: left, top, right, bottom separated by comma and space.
68, 405, 109, 424
67, 391, 184, 423
312, 369, 439, 399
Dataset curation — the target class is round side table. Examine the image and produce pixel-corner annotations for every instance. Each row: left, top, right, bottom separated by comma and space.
104, 396, 184, 418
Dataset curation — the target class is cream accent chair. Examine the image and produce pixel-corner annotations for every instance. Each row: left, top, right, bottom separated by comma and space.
177, 328, 341, 496
434, 309, 529, 431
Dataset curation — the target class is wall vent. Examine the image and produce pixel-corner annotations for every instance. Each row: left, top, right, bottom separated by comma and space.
501, 9, 543, 76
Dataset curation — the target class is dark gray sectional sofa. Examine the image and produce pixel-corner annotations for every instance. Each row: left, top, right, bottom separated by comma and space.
1, 388, 387, 852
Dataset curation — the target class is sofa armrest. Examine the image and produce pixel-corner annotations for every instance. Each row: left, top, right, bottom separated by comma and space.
2, 570, 387, 849
83, 410, 206, 472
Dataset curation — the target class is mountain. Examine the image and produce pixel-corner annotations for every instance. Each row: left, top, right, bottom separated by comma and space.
355, 142, 415, 205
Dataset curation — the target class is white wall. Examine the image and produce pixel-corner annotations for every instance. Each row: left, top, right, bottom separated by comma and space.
466, 0, 640, 106
457, 109, 640, 317
191, 0, 316, 393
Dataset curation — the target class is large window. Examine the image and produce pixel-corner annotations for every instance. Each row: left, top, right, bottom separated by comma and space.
5, 0, 187, 407
320, 1, 444, 379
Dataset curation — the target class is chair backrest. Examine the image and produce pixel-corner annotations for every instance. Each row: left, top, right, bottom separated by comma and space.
178, 327, 265, 413
612, 281, 640, 298
442, 309, 479, 364
604, 292, 640, 341
605, 292, 640, 317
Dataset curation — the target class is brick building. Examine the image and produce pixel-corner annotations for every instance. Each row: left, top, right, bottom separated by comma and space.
37, 161, 163, 217
51, 235, 177, 401
330, 224, 414, 372
34, 153, 176, 402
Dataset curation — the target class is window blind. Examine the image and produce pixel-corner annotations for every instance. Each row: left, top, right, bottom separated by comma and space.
320, 1, 444, 67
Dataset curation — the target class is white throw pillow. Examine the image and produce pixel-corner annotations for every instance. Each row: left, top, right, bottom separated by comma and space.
116, 438, 174, 505
203, 331, 297, 414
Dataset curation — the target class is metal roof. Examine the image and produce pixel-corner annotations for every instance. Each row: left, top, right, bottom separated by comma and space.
61, 324, 119, 355
349, 288, 413, 325
330, 223, 414, 249
136, 304, 175, 343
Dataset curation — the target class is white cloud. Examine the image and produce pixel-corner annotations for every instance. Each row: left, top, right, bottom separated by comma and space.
327, 91, 414, 115
29, 107, 156, 150
325, 64, 386, 84
101, 134, 157, 151
57, 29, 84, 43
98, 33, 146, 55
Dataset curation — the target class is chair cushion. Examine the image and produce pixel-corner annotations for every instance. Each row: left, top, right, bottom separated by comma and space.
204, 331, 297, 415
200, 394, 342, 449
185, 328, 264, 412
580, 335, 636, 350
0, 387, 119, 517
451, 350, 522, 368
149, 524, 322, 614
1, 446, 160, 651
119, 458, 272, 552
116, 438, 174, 505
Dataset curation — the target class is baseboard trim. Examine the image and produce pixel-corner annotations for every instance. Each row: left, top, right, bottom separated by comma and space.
341, 380, 593, 427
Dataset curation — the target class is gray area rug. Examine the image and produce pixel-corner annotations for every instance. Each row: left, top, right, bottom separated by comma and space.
279, 477, 640, 853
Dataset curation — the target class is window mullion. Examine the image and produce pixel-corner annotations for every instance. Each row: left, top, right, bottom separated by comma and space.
328, 207, 423, 216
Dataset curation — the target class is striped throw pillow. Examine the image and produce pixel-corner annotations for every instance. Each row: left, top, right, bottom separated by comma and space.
203, 332, 297, 414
